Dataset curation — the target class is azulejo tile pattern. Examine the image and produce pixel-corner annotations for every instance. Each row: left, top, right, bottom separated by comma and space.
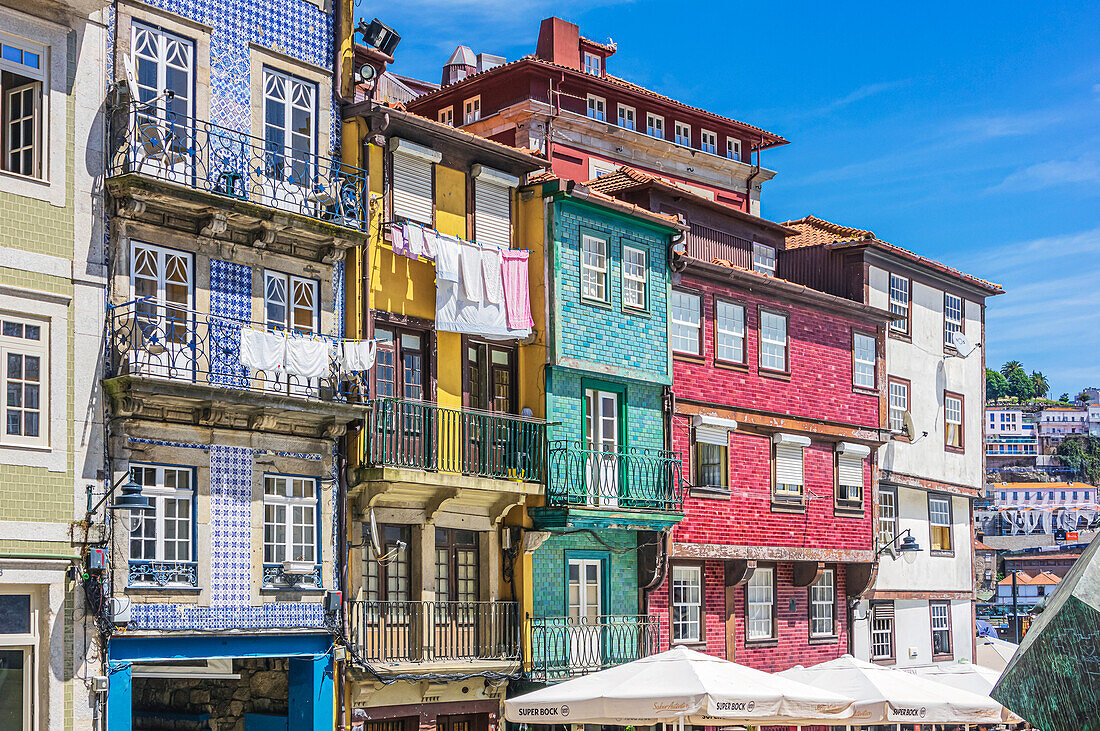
209, 259, 252, 387
210, 444, 254, 606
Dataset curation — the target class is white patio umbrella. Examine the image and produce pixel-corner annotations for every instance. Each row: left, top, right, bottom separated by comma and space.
778, 655, 1003, 725
975, 636, 1019, 671
504, 646, 855, 726
906, 662, 1023, 723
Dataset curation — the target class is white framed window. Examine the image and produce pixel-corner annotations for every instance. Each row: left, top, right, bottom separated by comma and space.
715, 300, 745, 364
583, 52, 601, 76
773, 436, 805, 500
262, 67, 317, 185
889, 274, 910, 333
131, 22, 194, 134
695, 439, 728, 489
580, 234, 609, 302
853, 332, 876, 389
264, 271, 318, 334
877, 486, 897, 549
930, 602, 952, 656
674, 120, 691, 146
752, 242, 777, 275
463, 95, 480, 124
870, 602, 894, 660
945, 393, 963, 449
263, 474, 317, 565
746, 566, 774, 641
646, 112, 664, 139
3, 75, 42, 178
586, 94, 606, 122
129, 464, 195, 582
622, 245, 647, 310
670, 289, 701, 355
670, 564, 701, 643
809, 568, 835, 637
0, 589, 37, 731
700, 129, 717, 154
437, 106, 453, 126
759, 309, 788, 372
889, 379, 909, 434
836, 444, 866, 505
944, 292, 963, 347
726, 137, 742, 161
929, 494, 953, 552
0, 315, 47, 447
617, 104, 636, 131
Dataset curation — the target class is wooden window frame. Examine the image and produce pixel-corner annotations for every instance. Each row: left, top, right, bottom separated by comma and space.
580, 232, 610, 304
888, 273, 912, 337
757, 307, 790, 376
460, 337, 517, 413
713, 297, 747, 368
583, 52, 601, 76
929, 600, 953, 660
670, 287, 703, 358
752, 242, 777, 276
646, 112, 664, 139
462, 95, 480, 125
888, 376, 911, 441
851, 329, 877, 392
692, 434, 729, 492
807, 566, 838, 640
834, 450, 865, 514
944, 390, 965, 453
669, 561, 705, 646
869, 600, 896, 664
586, 94, 607, 122
876, 484, 898, 550
371, 314, 433, 402
437, 106, 453, 126
726, 137, 741, 162
435, 527, 480, 603
744, 562, 778, 645
943, 291, 964, 351
771, 439, 805, 510
928, 493, 954, 557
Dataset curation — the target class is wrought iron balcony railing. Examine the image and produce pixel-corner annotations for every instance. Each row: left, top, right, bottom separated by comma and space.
547, 440, 683, 512
527, 614, 659, 681
364, 398, 546, 483
107, 101, 366, 231
106, 299, 367, 402
128, 559, 198, 588
348, 600, 520, 665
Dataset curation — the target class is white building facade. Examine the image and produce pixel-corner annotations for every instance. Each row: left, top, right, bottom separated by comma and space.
985, 406, 1038, 467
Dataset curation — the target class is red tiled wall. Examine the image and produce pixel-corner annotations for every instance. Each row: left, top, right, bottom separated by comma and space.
647, 561, 850, 673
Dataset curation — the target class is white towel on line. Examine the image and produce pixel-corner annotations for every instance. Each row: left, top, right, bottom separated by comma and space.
285, 337, 331, 378
405, 224, 425, 259
435, 235, 461, 282
420, 227, 438, 260
459, 242, 483, 301
239, 328, 286, 373
481, 247, 504, 304
341, 340, 377, 371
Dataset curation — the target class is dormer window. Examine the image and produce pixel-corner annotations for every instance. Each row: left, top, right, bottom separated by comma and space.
674, 121, 691, 147
727, 138, 742, 162
646, 113, 664, 139
700, 130, 717, 155
752, 243, 777, 276
463, 96, 480, 124
438, 106, 453, 126
584, 52, 601, 76
617, 104, 636, 131
587, 94, 606, 122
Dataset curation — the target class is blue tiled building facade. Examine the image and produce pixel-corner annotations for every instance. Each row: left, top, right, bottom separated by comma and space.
526, 191, 682, 682
101, 0, 364, 727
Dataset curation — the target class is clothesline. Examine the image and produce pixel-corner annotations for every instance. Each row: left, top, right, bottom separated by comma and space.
239, 327, 377, 380
387, 219, 531, 261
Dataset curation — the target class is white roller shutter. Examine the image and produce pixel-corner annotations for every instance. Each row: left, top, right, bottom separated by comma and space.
775, 443, 804, 488
838, 453, 864, 488
692, 414, 738, 446
472, 164, 518, 249
389, 139, 440, 225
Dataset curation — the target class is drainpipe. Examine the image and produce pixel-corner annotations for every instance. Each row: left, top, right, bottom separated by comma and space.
744, 138, 762, 215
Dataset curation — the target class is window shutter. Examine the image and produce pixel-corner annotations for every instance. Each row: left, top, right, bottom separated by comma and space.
775, 443, 804, 487
838, 454, 863, 488
474, 179, 511, 247
695, 425, 729, 446
874, 602, 895, 621
392, 152, 434, 224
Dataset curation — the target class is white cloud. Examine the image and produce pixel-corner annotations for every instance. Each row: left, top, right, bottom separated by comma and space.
987, 155, 1100, 193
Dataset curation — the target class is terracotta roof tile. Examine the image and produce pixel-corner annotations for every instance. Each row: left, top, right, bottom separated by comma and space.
781, 214, 1003, 294
974, 539, 996, 552
579, 36, 616, 54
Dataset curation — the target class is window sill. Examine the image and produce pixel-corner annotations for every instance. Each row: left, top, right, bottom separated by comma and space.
808, 634, 840, 645
946, 445, 965, 454
888, 330, 912, 343
689, 485, 731, 500
932, 653, 954, 662
581, 296, 614, 311
743, 639, 778, 648
759, 369, 791, 382
126, 585, 202, 592
713, 360, 749, 373
771, 498, 806, 514
261, 585, 326, 593
834, 503, 865, 518
622, 305, 651, 317
852, 386, 879, 397
871, 657, 896, 666
672, 352, 705, 364
930, 550, 956, 558
0, 169, 49, 186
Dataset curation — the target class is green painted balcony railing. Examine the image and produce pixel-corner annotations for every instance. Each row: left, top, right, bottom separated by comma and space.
364, 398, 547, 483
546, 440, 684, 513
526, 614, 660, 681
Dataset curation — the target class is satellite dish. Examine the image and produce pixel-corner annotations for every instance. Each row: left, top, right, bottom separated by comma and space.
368, 509, 383, 558
902, 410, 915, 440
950, 331, 977, 358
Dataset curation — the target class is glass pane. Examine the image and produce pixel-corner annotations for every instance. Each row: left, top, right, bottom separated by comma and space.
0, 595, 30, 634
0, 649, 25, 730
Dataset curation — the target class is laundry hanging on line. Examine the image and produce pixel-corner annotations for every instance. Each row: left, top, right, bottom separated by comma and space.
341, 339, 377, 371
239, 328, 286, 373
238, 329, 378, 379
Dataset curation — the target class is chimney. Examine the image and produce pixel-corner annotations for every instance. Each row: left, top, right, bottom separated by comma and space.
442, 45, 477, 86
476, 53, 506, 73
535, 17, 581, 70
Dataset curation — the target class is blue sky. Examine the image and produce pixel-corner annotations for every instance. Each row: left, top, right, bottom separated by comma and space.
368, 0, 1100, 397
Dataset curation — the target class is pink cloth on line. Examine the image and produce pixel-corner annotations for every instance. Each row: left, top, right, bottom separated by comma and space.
501, 250, 533, 330
390, 222, 410, 257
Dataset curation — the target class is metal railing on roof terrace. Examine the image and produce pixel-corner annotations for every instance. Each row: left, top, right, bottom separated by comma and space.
107, 101, 366, 230
364, 397, 547, 483
546, 440, 683, 513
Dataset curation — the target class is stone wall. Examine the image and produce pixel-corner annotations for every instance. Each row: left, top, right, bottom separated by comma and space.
133, 659, 288, 731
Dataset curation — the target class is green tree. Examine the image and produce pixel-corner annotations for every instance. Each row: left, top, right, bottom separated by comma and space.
986, 369, 1010, 401
1030, 371, 1050, 399
1080, 391, 1093, 405
1001, 360, 1024, 377
1059, 393, 1071, 403
1057, 437, 1100, 484
1007, 368, 1035, 401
